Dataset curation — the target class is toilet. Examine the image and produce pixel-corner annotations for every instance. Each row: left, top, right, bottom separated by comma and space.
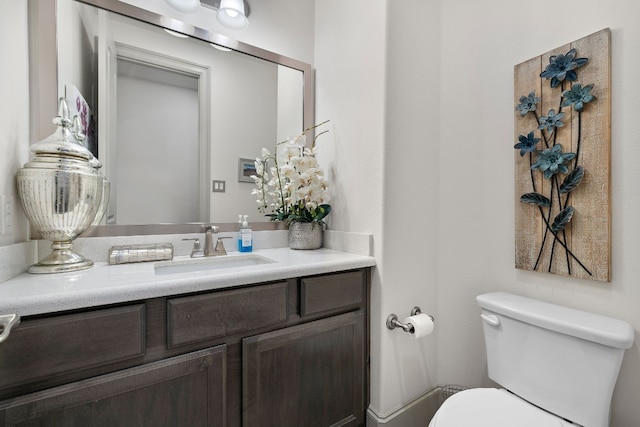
429, 292, 634, 427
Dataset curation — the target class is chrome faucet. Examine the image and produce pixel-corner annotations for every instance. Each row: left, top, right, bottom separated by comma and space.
203, 225, 229, 257
183, 225, 229, 258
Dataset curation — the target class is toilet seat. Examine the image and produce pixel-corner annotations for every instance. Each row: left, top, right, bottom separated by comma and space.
428, 388, 573, 427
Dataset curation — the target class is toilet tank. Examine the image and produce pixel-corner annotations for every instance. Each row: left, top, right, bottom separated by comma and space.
476, 292, 634, 427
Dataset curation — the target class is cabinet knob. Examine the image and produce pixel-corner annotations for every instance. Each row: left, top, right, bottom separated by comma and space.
0, 313, 20, 344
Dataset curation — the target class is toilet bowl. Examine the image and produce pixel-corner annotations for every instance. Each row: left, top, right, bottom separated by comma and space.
428, 388, 572, 427
428, 292, 634, 427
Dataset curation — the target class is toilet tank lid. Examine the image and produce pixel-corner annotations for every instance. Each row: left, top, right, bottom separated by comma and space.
476, 292, 634, 349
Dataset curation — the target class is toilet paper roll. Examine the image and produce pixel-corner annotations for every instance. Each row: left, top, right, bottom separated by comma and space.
403, 314, 434, 339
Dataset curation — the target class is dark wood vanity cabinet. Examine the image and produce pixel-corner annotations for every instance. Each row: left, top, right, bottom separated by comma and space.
0, 268, 370, 427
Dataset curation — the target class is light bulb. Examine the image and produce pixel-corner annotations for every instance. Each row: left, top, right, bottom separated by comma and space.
217, 0, 248, 30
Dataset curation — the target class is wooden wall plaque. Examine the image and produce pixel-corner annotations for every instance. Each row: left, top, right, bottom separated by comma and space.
514, 29, 611, 282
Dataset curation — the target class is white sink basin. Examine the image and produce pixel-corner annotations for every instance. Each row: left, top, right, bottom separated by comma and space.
154, 254, 276, 275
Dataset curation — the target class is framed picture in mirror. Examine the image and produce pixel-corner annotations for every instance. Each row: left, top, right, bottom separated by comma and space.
238, 158, 256, 183
65, 84, 97, 158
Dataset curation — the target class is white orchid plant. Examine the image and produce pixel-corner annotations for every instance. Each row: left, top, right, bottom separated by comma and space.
251, 120, 331, 225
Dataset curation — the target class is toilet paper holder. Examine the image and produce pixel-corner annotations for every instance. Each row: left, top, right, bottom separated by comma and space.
386, 306, 434, 333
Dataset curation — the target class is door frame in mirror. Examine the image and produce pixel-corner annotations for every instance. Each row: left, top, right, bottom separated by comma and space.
28, 0, 314, 236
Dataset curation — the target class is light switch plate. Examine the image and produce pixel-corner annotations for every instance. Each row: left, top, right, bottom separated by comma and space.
0, 195, 13, 236
212, 180, 226, 193
4, 196, 13, 235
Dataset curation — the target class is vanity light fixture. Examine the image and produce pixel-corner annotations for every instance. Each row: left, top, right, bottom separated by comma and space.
217, 0, 249, 30
210, 43, 232, 52
165, 0, 201, 13
166, 0, 250, 31
160, 16, 196, 37
164, 29, 190, 38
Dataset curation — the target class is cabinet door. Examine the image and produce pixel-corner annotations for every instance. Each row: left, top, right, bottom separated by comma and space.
243, 312, 365, 427
0, 346, 226, 427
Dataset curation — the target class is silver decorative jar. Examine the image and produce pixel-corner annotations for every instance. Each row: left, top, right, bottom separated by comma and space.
16, 98, 108, 274
288, 221, 323, 250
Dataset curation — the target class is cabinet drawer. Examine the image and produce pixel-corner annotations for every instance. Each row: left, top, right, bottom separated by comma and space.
167, 282, 288, 348
0, 346, 226, 427
0, 304, 145, 393
300, 270, 365, 318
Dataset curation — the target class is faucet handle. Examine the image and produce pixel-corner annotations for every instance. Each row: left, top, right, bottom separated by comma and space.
214, 236, 232, 255
182, 238, 203, 258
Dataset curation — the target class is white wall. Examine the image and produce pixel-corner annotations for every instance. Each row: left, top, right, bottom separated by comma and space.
0, 1, 30, 246
57, 0, 97, 109
314, 0, 390, 417
209, 52, 278, 223
277, 66, 304, 142
436, 1, 640, 425
315, 0, 443, 420
317, 0, 640, 425
107, 13, 280, 223
380, 0, 442, 418
116, 71, 200, 224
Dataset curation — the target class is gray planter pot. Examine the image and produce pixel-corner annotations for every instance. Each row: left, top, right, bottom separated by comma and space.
288, 222, 323, 250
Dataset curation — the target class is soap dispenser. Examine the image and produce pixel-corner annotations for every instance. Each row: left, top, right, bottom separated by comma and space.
239, 215, 253, 252
236, 214, 243, 251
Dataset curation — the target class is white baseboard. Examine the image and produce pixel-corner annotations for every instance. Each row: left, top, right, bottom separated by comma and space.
366, 387, 442, 427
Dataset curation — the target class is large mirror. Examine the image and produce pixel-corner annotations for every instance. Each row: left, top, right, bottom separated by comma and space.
30, 0, 313, 235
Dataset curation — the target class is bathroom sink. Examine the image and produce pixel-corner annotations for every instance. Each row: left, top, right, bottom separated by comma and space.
154, 254, 276, 275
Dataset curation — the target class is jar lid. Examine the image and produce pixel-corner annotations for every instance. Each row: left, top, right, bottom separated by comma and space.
30, 98, 97, 163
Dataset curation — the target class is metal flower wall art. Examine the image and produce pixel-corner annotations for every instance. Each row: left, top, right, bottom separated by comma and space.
514, 29, 611, 282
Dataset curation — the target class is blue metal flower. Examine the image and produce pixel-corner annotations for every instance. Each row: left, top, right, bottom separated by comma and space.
561, 83, 595, 112
538, 109, 565, 134
516, 92, 540, 116
540, 48, 588, 88
514, 131, 541, 156
531, 144, 576, 179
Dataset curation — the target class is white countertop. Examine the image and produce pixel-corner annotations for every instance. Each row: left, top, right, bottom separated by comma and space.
0, 248, 375, 317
